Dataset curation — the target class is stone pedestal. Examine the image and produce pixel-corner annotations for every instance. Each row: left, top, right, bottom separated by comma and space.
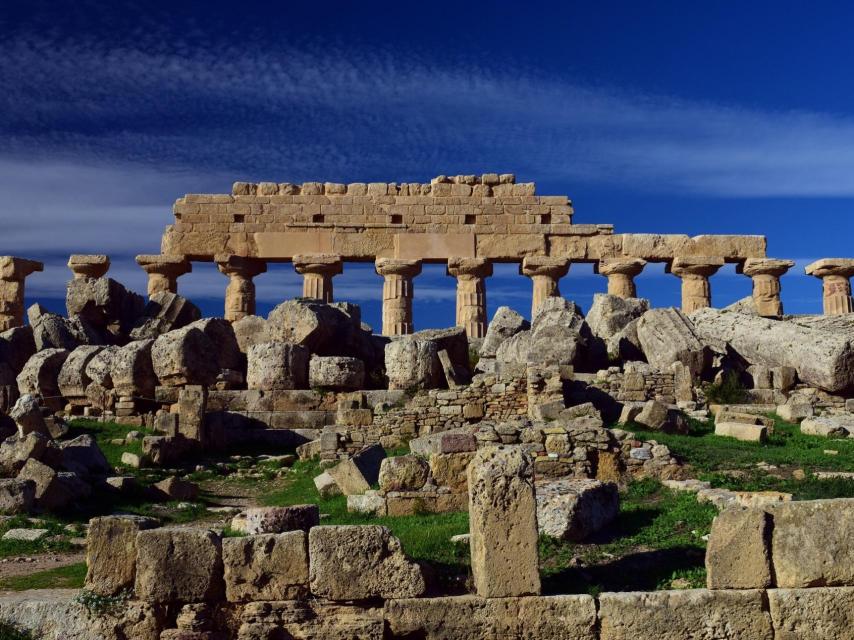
447, 258, 492, 339
375, 258, 422, 336
215, 254, 267, 322
739, 258, 794, 318
0, 257, 43, 331
293, 254, 343, 303
597, 257, 646, 298
521, 256, 570, 318
136, 255, 192, 297
805, 259, 854, 315
667, 257, 725, 313
67, 255, 110, 280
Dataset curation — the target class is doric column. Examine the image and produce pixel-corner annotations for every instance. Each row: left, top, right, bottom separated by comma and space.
375, 258, 422, 336
805, 259, 854, 315
67, 255, 110, 280
135, 255, 192, 297
215, 254, 267, 322
292, 254, 343, 303
667, 257, 725, 313
521, 256, 570, 318
447, 257, 493, 338
0, 257, 43, 331
596, 257, 646, 298
738, 258, 794, 318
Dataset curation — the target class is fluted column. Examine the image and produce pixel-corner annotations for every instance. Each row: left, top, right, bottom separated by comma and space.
67, 255, 110, 280
521, 256, 569, 318
375, 258, 422, 336
738, 258, 794, 318
447, 257, 493, 338
136, 254, 192, 297
292, 254, 343, 302
597, 258, 646, 298
805, 259, 854, 315
215, 254, 267, 322
0, 257, 43, 331
667, 257, 725, 313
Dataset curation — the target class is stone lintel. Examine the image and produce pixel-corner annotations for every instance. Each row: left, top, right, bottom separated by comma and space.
67, 254, 110, 279
805, 258, 854, 278
667, 256, 725, 276
215, 254, 267, 278
739, 258, 795, 277
0, 256, 44, 280
596, 257, 646, 276
375, 258, 422, 278
447, 257, 493, 279
292, 253, 344, 276
520, 256, 570, 278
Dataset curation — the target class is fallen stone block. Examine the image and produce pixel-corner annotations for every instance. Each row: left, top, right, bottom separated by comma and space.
313, 471, 341, 498
801, 415, 854, 438
409, 430, 477, 456
16, 348, 70, 412
536, 479, 619, 542
634, 399, 669, 429
768, 587, 854, 640
636, 308, 708, 378
308, 355, 365, 390
230, 505, 319, 535
8, 394, 48, 437
481, 306, 530, 358
222, 531, 309, 602
347, 491, 387, 516
246, 341, 309, 391
378, 455, 429, 493
85, 514, 158, 596
715, 421, 768, 442
776, 402, 814, 423
0, 478, 35, 514
0, 432, 48, 475
59, 434, 110, 477
152, 476, 199, 501
3, 528, 48, 541
308, 525, 425, 600
385, 337, 441, 390
135, 528, 224, 603
327, 444, 386, 495
705, 506, 772, 589
429, 452, 474, 494
17, 458, 72, 511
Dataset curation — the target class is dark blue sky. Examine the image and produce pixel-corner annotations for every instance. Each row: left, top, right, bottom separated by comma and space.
2, 0, 853, 329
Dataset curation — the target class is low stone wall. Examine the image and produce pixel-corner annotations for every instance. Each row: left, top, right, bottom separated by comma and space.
589, 366, 676, 404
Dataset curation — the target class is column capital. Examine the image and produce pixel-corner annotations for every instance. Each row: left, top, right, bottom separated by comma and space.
667, 256, 725, 277
596, 257, 646, 277
215, 254, 267, 278
375, 257, 422, 278
0, 256, 44, 281
739, 258, 795, 278
805, 258, 854, 279
67, 254, 110, 279
447, 257, 493, 279
135, 254, 193, 278
520, 256, 570, 279
292, 253, 343, 276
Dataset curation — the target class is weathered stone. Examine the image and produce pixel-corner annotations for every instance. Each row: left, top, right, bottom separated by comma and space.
385, 594, 598, 640
223, 531, 309, 602
135, 528, 224, 603
468, 446, 540, 598
481, 306, 530, 358
348, 491, 388, 516
231, 314, 272, 354
177, 384, 207, 444
152, 326, 219, 387
768, 587, 854, 640
635, 399, 669, 430
498, 297, 588, 366
56, 345, 104, 405
378, 455, 429, 493
429, 452, 474, 494
0, 325, 36, 375
597, 589, 773, 640
313, 471, 342, 498
188, 318, 243, 373
0, 432, 48, 474
111, 339, 157, 398
308, 525, 425, 600
65, 275, 144, 339
776, 401, 814, 423
2, 528, 48, 541
536, 479, 619, 541
586, 294, 650, 361
152, 476, 199, 501
230, 505, 319, 535
715, 421, 768, 442
59, 434, 110, 477
801, 415, 854, 438
385, 337, 441, 390
246, 341, 309, 391
327, 444, 387, 495
85, 515, 158, 596
17, 458, 70, 511
27, 305, 94, 351
16, 348, 70, 411
705, 506, 772, 589
0, 478, 35, 514
410, 430, 478, 456
9, 393, 48, 437
129, 291, 201, 340
636, 308, 708, 378
308, 355, 365, 390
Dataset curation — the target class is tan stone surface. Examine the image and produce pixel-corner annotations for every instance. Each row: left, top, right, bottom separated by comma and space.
429, 451, 474, 493
768, 587, 854, 640
705, 507, 772, 589
0, 257, 43, 331
222, 531, 309, 602
375, 258, 421, 336
739, 258, 794, 317
715, 421, 768, 442
293, 253, 343, 302
668, 257, 725, 313
135, 254, 191, 297
85, 515, 158, 596
597, 258, 646, 298
468, 446, 540, 598
521, 256, 569, 318
447, 257, 492, 338
805, 258, 854, 315
215, 254, 266, 321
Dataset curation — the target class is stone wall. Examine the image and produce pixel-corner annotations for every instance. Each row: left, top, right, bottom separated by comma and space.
589, 365, 676, 404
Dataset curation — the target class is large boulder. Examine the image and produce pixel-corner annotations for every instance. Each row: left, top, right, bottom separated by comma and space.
308, 525, 426, 600
188, 318, 243, 373
17, 458, 73, 511
129, 291, 201, 340
801, 415, 854, 438
0, 479, 35, 515
16, 348, 70, 411
481, 306, 530, 358
57, 345, 105, 404
327, 444, 387, 495
246, 342, 309, 390
110, 339, 156, 399
151, 326, 219, 387
690, 308, 854, 393
222, 531, 309, 602
232, 314, 272, 353
0, 325, 36, 374
536, 479, 619, 541
636, 307, 708, 378
66, 276, 145, 340
59, 434, 109, 477
308, 355, 365, 390
85, 515, 159, 596
497, 298, 588, 366
586, 294, 649, 362
229, 505, 319, 535
135, 528, 224, 603
0, 432, 48, 474
385, 338, 441, 390
8, 394, 48, 437
379, 455, 430, 493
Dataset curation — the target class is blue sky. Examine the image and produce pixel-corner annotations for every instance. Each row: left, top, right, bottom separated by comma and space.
2, 0, 853, 330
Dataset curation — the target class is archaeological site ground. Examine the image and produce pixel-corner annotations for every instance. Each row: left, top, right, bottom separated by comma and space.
0, 174, 853, 639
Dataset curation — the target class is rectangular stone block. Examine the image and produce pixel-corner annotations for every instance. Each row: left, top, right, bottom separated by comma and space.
254, 231, 334, 258
768, 587, 854, 640
395, 233, 476, 260
222, 532, 308, 602
714, 421, 768, 442
84, 515, 158, 596
705, 507, 772, 589
385, 595, 597, 640
598, 589, 773, 640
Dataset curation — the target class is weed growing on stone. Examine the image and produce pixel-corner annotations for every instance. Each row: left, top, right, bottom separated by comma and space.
74, 586, 131, 614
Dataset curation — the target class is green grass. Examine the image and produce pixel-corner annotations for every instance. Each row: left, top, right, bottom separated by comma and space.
0, 622, 33, 640
65, 419, 155, 471
625, 415, 854, 473
0, 562, 86, 592
0, 516, 78, 559
700, 470, 854, 500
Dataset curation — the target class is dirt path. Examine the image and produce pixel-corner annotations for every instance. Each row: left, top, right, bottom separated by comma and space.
0, 551, 86, 579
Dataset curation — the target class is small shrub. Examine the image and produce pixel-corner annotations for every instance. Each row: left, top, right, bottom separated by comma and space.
74, 588, 131, 615
702, 371, 747, 405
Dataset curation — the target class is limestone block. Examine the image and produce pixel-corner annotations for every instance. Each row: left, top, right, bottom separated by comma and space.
536, 479, 619, 541
0, 478, 35, 515
801, 415, 854, 438
84, 345, 118, 387
348, 491, 388, 516
16, 348, 70, 410
634, 399, 669, 430
481, 306, 530, 358
636, 308, 708, 378
385, 594, 597, 640
187, 318, 243, 372
246, 341, 309, 391
715, 421, 768, 442
597, 589, 773, 640
231, 314, 271, 353
85, 515, 158, 596
410, 430, 477, 456
9, 394, 48, 437
768, 499, 854, 588
0, 325, 36, 375
308, 355, 365, 390
308, 525, 425, 600
151, 326, 219, 387
65, 275, 144, 337
59, 434, 110, 477
705, 507, 772, 589
57, 345, 104, 402
385, 337, 441, 390
135, 528, 224, 603
313, 471, 341, 498
152, 476, 199, 501
327, 444, 386, 495
16, 458, 70, 511
429, 452, 474, 493
222, 531, 309, 602
586, 294, 649, 360
468, 446, 540, 598
236, 598, 383, 639
776, 401, 814, 423
110, 339, 157, 398
129, 291, 201, 340
267, 298, 359, 353
230, 505, 319, 535
27, 305, 92, 352
768, 587, 854, 640
378, 455, 429, 493
0, 432, 48, 475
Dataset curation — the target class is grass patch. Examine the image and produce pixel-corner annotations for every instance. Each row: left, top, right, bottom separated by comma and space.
625, 416, 854, 473
0, 516, 78, 559
0, 622, 33, 640
65, 418, 155, 471
701, 470, 854, 500
0, 562, 86, 591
